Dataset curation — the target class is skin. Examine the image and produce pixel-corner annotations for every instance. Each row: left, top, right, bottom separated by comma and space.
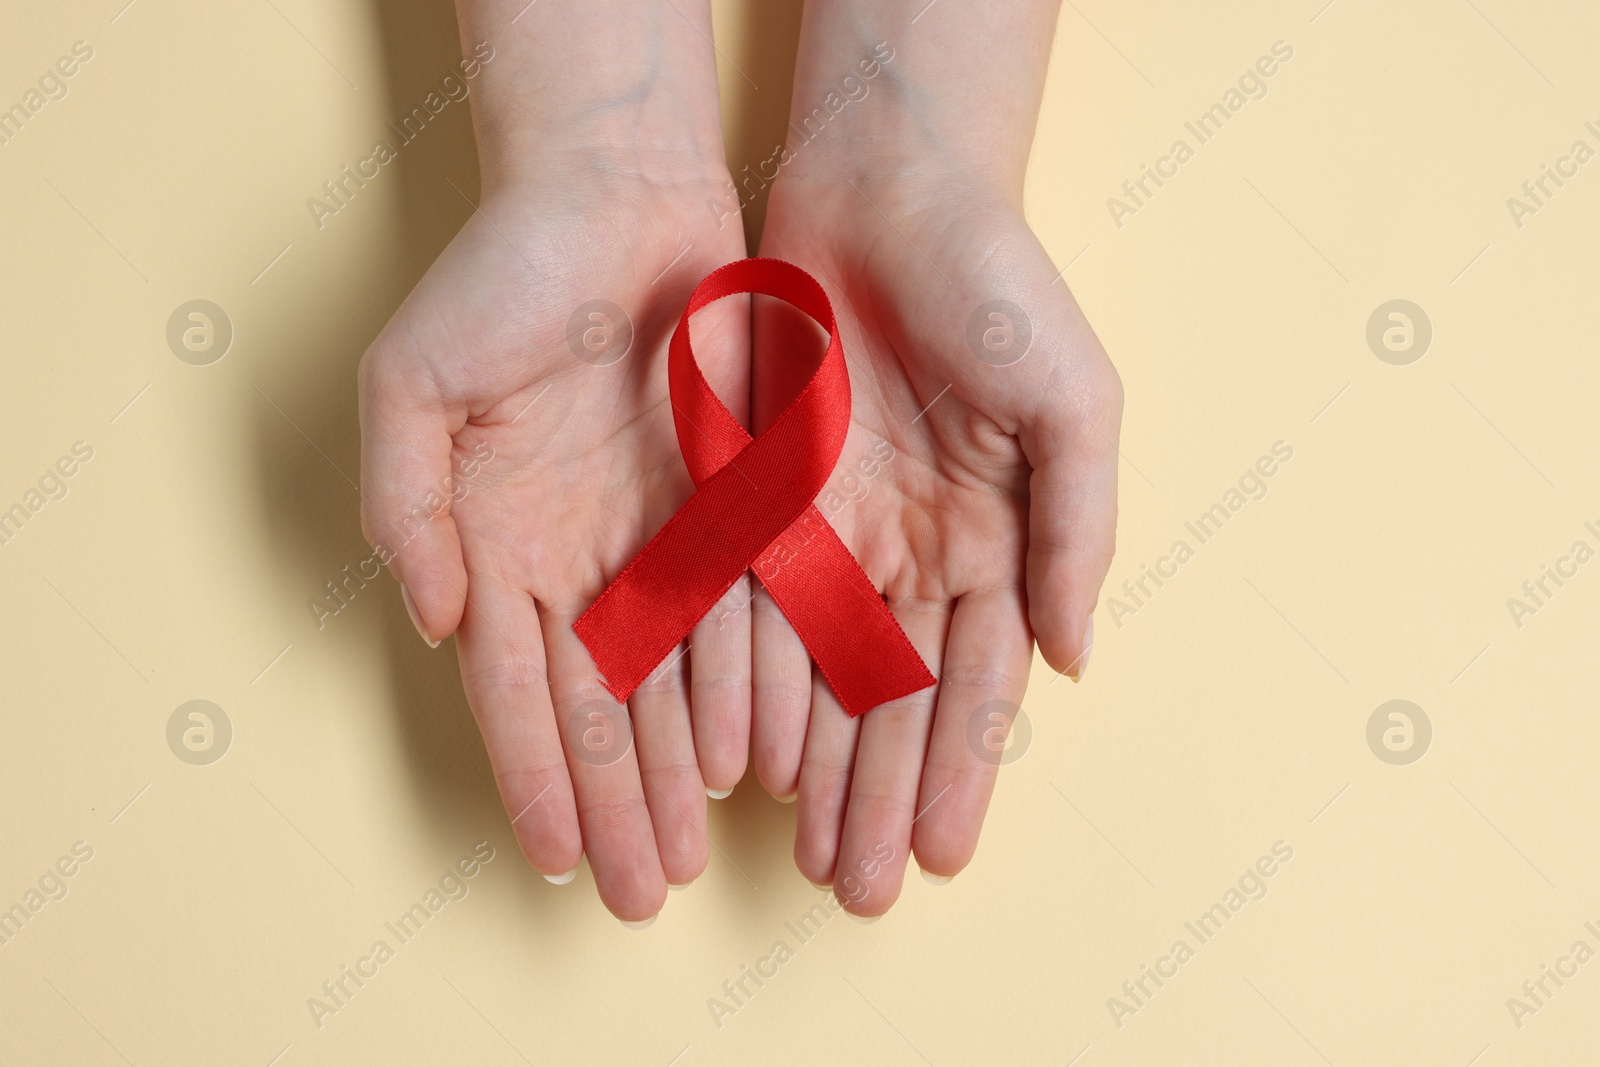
359, 0, 752, 922
359, 0, 1122, 922
750, 0, 1121, 916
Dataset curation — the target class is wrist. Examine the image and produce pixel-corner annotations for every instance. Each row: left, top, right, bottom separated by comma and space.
473, 118, 733, 205
774, 0, 1058, 205
455, 0, 732, 198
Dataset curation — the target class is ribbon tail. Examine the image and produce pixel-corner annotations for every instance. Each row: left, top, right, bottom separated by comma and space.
754, 506, 936, 716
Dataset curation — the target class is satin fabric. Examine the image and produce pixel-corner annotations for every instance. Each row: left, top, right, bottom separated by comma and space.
575, 258, 935, 716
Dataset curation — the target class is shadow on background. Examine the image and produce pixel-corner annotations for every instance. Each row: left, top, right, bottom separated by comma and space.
243, 0, 487, 866
721, 0, 804, 250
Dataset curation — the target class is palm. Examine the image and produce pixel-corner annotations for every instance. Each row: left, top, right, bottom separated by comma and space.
360, 178, 753, 921
750, 180, 1122, 913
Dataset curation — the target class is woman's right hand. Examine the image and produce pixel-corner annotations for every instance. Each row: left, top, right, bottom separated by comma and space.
358, 0, 751, 923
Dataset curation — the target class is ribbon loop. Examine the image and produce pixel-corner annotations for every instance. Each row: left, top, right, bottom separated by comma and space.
575, 258, 935, 717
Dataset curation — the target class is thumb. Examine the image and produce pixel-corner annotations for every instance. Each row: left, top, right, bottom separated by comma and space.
358, 349, 469, 646
1019, 359, 1122, 680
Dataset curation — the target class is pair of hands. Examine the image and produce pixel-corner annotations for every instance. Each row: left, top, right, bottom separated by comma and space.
358, 3, 1121, 923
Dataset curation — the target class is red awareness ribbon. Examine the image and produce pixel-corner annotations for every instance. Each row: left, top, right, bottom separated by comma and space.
574, 258, 935, 717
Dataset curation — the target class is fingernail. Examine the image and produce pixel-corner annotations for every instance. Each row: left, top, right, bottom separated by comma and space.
845, 911, 881, 925
775, 792, 797, 804
400, 584, 440, 649
668, 882, 691, 892
809, 881, 831, 891
919, 868, 953, 886
706, 786, 733, 799
1070, 613, 1094, 682
621, 915, 658, 930
543, 868, 578, 885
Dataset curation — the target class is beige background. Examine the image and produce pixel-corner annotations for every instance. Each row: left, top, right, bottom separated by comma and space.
2, 0, 1596, 1063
